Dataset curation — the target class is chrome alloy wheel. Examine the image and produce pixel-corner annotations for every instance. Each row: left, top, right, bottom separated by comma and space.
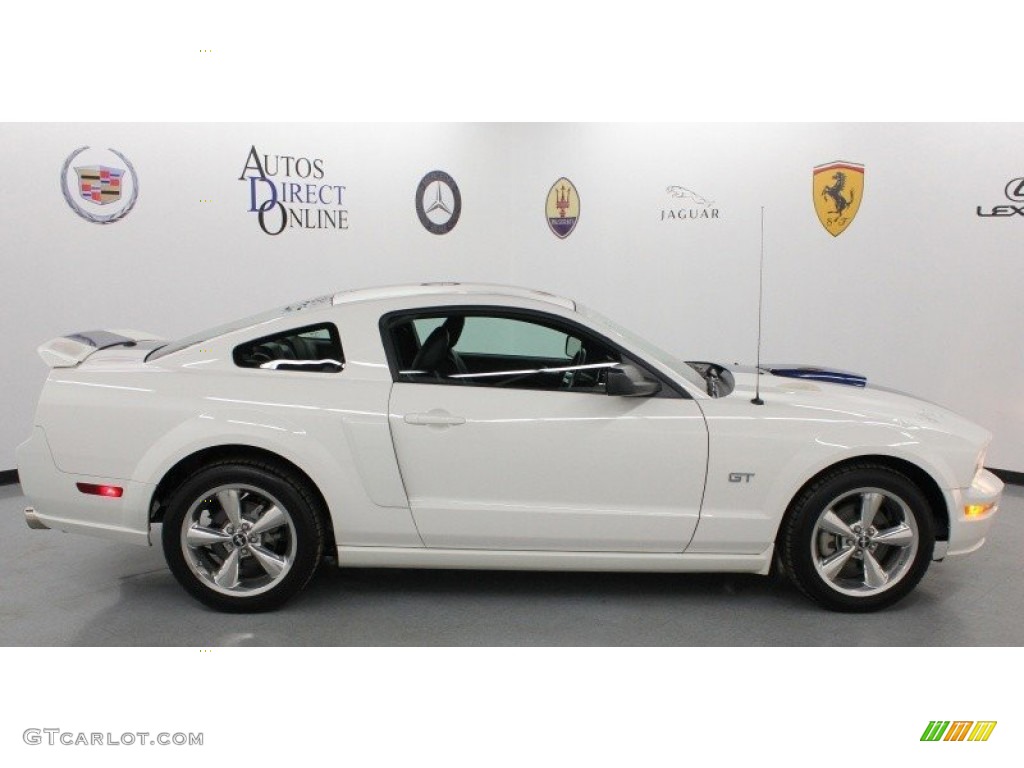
810, 487, 919, 597
180, 484, 297, 597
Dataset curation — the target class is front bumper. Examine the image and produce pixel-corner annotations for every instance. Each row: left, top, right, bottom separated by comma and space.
939, 468, 1003, 559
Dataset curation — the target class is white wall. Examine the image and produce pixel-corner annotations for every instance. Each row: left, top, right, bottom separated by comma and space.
1, 123, 1021, 471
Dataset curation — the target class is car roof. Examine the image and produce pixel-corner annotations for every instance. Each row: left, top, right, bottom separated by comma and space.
331, 282, 576, 310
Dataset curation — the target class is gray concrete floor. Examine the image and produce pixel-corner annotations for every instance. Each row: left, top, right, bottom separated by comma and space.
2, 483, 1021, 646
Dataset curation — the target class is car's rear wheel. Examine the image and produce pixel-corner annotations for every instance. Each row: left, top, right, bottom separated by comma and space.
782, 464, 935, 612
162, 461, 324, 612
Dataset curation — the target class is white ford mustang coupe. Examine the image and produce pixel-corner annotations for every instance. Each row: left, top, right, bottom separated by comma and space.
17, 284, 1002, 612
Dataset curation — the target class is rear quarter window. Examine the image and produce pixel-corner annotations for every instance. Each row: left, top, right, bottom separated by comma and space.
232, 323, 344, 373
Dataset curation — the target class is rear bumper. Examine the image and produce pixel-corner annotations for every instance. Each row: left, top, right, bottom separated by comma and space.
15, 426, 152, 546
24, 507, 49, 529
940, 468, 1003, 558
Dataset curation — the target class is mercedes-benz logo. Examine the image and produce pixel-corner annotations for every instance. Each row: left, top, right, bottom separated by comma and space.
416, 170, 461, 234
1005, 177, 1024, 203
426, 183, 452, 217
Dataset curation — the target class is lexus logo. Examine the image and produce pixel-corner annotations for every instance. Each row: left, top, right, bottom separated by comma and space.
416, 170, 461, 234
977, 176, 1024, 218
1004, 177, 1024, 203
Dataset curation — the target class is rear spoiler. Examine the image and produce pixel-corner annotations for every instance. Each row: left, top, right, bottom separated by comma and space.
37, 329, 164, 368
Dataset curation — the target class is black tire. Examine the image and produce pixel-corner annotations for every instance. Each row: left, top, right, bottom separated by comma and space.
781, 463, 935, 612
162, 459, 324, 612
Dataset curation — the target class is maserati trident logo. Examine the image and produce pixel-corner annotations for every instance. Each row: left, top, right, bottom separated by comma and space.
812, 161, 864, 237
976, 177, 1024, 218
546, 177, 580, 238
60, 146, 139, 224
416, 170, 461, 234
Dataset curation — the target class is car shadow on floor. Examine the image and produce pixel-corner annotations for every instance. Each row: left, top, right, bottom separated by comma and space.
57, 554, 963, 646
306, 561, 792, 603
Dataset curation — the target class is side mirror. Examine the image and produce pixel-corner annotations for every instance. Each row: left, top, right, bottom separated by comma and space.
605, 364, 662, 397
565, 336, 582, 358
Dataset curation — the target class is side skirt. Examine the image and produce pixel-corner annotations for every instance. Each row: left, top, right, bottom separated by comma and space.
336, 544, 774, 575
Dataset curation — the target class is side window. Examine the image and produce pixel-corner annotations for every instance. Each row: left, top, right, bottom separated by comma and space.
412, 317, 444, 343
233, 323, 344, 373
389, 312, 621, 392
454, 316, 573, 358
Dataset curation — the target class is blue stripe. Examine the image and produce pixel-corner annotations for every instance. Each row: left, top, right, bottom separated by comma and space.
768, 365, 867, 388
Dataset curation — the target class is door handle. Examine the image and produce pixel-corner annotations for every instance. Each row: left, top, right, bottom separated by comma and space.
404, 411, 466, 427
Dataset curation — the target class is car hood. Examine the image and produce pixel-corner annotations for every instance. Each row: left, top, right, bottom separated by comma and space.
722, 364, 990, 442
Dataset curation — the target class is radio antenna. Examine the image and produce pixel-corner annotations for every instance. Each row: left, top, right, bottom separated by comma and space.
751, 206, 765, 405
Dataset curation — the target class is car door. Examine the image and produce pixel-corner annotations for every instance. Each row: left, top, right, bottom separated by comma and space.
384, 308, 709, 553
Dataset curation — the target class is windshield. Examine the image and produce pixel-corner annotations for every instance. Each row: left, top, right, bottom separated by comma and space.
146, 294, 333, 361
576, 303, 708, 391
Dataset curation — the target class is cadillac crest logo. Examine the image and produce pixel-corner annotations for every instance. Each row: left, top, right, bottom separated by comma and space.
416, 170, 461, 235
61, 146, 138, 224
546, 177, 580, 238
76, 166, 123, 204
813, 161, 864, 237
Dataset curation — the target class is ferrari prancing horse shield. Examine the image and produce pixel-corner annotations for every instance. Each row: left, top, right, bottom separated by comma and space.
813, 161, 864, 237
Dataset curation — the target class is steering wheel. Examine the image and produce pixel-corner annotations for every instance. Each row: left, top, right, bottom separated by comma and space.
562, 346, 587, 389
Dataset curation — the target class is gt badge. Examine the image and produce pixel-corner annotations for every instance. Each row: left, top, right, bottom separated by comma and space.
813, 161, 864, 237
545, 177, 580, 238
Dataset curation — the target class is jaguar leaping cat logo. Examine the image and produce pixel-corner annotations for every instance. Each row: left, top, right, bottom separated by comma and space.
666, 186, 714, 206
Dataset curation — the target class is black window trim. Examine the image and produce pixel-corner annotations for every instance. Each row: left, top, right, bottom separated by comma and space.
232, 321, 345, 373
378, 305, 689, 399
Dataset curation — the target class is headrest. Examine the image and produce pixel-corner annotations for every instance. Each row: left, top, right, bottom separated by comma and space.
442, 315, 465, 346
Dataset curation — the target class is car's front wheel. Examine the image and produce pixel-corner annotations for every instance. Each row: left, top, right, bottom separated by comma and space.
162, 460, 324, 612
781, 464, 935, 612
